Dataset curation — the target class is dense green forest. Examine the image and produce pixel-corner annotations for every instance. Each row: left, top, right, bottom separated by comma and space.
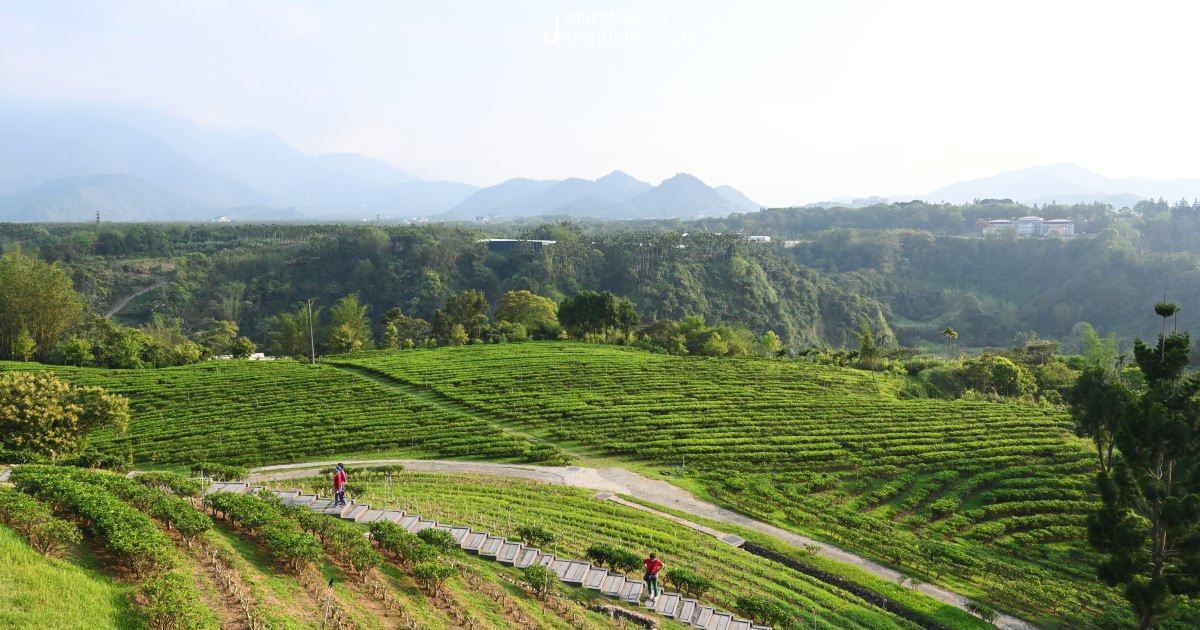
4, 197, 1200, 356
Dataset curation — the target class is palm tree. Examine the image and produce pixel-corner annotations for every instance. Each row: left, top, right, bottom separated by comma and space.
941, 326, 958, 360
1154, 297, 1180, 360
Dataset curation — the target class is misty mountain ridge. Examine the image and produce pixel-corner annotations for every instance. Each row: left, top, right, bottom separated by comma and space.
0, 103, 466, 221
922, 163, 1200, 206
445, 171, 759, 220
0, 103, 761, 222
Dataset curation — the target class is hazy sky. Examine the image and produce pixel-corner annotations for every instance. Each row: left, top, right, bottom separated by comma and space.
2, 0, 1199, 205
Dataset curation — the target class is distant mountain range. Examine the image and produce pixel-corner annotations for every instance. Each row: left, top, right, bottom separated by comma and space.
0, 103, 758, 222
921, 163, 1200, 206
444, 171, 758, 220
807, 163, 1200, 209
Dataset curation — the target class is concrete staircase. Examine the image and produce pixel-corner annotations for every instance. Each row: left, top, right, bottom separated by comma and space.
204, 480, 770, 629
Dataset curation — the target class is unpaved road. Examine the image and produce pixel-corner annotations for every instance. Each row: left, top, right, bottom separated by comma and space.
106, 283, 164, 317
251, 459, 1036, 630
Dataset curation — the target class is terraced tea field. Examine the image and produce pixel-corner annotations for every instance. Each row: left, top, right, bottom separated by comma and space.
0, 360, 530, 466
332, 343, 1118, 626
274, 470, 987, 630
3, 465, 681, 630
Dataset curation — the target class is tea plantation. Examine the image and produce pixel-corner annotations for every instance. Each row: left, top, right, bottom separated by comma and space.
331, 343, 1122, 627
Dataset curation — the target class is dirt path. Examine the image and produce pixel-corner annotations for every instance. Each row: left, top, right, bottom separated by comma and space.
250, 459, 1036, 630
106, 283, 164, 317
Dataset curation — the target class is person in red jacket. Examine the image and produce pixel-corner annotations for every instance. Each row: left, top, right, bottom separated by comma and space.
332, 463, 347, 507
643, 552, 664, 604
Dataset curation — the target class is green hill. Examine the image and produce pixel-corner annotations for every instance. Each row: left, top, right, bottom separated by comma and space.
0, 343, 1147, 626
0, 359, 533, 466
3, 465, 700, 630
268, 468, 988, 629
330, 343, 1115, 626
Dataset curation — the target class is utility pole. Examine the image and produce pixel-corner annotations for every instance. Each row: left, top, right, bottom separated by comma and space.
306, 299, 317, 364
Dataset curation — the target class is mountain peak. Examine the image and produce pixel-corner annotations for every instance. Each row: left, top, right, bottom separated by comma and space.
662, 172, 704, 183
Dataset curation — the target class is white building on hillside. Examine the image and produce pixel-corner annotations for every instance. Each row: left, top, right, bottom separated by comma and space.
1042, 218, 1075, 237
1016, 216, 1044, 237
983, 216, 1074, 238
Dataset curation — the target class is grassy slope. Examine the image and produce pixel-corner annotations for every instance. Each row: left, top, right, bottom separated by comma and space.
0, 524, 142, 630
330, 343, 1119, 626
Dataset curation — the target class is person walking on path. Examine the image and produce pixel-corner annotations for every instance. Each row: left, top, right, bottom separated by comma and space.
333, 463, 347, 507
643, 552, 664, 604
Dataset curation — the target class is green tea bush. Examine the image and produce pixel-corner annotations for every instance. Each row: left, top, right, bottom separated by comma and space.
0, 487, 81, 557
138, 570, 218, 630
516, 524, 556, 548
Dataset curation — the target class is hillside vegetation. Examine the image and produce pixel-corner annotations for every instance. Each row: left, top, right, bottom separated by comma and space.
0, 360, 533, 466
274, 470, 989, 629
5, 341, 1172, 626
332, 343, 1117, 626
2, 465, 689, 630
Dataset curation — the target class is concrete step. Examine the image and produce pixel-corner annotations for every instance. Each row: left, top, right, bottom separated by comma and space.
750, 626, 771, 630
307, 498, 335, 511
289, 494, 317, 507
461, 532, 487, 553
445, 526, 472, 544
322, 502, 354, 517
379, 510, 405, 524
560, 561, 590, 585
705, 612, 733, 630
342, 504, 370, 521
396, 514, 419, 530
693, 606, 714, 627
270, 489, 299, 502
205, 481, 250, 495
513, 547, 541, 569
619, 580, 643, 603
599, 573, 626, 597
652, 592, 682, 617
356, 509, 386, 523
536, 553, 557, 568
408, 518, 437, 534
496, 541, 523, 565
548, 558, 570, 576
678, 599, 698, 624
727, 620, 753, 630
582, 566, 608, 589
478, 535, 505, 558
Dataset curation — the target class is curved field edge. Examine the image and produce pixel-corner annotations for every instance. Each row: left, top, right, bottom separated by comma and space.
0, 523, 143, 630
327, 342, 1118, 625
614, 494, 997, 630
270, 469, 991, 630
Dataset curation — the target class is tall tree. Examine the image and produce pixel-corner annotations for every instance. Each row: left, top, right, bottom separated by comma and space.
1067, 368, 1131, 475
495, 290, 559, 337
0, 250, 83, 361
432, 290, 489, 343
326, 294, 373, 354
0, 371, 130, 457
940, 326, 958, 360
380, 307, 431, 346
1081, 306, 1200, 630
268, 303, 320, 360
197, 320, 240, 357
558, 290, 639, 338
